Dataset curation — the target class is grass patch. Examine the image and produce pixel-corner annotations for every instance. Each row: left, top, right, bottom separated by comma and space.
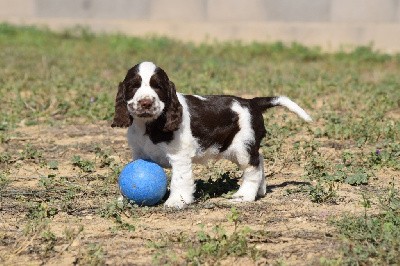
1, 23, 399, 133
151, 207, 266, 265
71, 155, 95, 173
186, 207, 263, 263
329, 183, 400, 265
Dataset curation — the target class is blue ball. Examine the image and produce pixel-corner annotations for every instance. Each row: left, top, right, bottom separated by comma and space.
118, 159, 167, 206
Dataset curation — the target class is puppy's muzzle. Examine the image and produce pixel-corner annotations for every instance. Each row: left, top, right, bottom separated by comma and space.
129, 97, 157, 118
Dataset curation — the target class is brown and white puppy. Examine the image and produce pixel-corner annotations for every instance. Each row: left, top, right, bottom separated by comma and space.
112, 61, 312, 209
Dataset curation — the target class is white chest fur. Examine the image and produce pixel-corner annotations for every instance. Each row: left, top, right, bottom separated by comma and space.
127, 94, 199, 168
127, 123, 171, 168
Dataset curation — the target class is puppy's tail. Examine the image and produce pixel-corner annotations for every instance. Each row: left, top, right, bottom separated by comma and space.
251, 96, 312, 122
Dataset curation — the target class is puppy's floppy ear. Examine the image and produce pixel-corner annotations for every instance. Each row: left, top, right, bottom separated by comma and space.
111, 82, 132, 128
163, 81, 182, 132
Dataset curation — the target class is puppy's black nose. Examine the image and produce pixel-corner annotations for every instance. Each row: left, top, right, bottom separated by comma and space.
138, 98, 153, 109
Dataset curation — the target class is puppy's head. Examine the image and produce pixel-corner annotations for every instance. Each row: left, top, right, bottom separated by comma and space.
111, 62, 182, 132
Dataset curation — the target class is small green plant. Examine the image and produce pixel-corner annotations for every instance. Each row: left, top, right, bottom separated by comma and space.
344, 170, 369, 186
59, 184, 81, 213
41, 229, 57, 256
327, 164, 371, 186
94, 146, 115, 168
301, 140, 332, 181
368, 143, 400, 170
99, 199, 135, 232
27, 202, 58, 221
20, 144, 42, 160
0, 152, 11, 164
306, 181, 338, 203
304, 153, 329, 180
93, 146, 122, 183
64, 225, 84, 243
72, 155, 95, 173
0, 172, 10, 190
18, 202, 59, 257
0, 132, 10, 144
227, 207, 240, 228
361, 193, 372, 220
47, 160, 59, 170
341, 151, 354, 166
75, 243, 105, 266
38, 174, 56, 189
108, 163, 122, 183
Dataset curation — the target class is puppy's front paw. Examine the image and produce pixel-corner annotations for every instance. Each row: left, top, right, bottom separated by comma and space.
164, 194, 193, 209
230, 190, 256, 203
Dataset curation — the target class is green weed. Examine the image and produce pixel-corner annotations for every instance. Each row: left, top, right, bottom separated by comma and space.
94, 146, 115, 168
38, 174, 56, 189
304, 152, 329, 181
71, 155, 95, 173
47, 160, 59, 170
15, 201, 59, 259
186, 208, 263, 264
261, 122, 292, 162
0, 152, 11, 164
326, 164, 371, 186
20, 144, 42, 160
306, 181, 338, 203
94, 146, 122, 183
59, 185, 81, 213
64, 225, 84, 243
368, 143, 400, 170
75, 243, 105, 266
0, 172, 10, 190
40, 229, 57, 256
186, 224, 257, 264
26, 202, 58, 221
99, 199, 135, 232
0, 132, 10, 144
302, 142, 376, 187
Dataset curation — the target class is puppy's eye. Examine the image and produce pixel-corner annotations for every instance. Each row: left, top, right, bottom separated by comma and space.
124, 87, 138, 99
130, 82, 141, 88
128, 76, 142, 88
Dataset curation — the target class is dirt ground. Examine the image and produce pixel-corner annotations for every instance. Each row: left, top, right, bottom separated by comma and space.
0, 121, 398, 265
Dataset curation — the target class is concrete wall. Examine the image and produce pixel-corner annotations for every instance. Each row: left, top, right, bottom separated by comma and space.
1, 0, 400, 52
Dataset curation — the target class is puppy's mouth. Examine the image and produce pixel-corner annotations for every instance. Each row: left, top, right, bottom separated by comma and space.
136, 112, 154, 118
132, 108, 160, 119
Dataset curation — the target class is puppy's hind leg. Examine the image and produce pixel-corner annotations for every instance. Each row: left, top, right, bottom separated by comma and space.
231, 154, 265, 202
257, 155, 267, 197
